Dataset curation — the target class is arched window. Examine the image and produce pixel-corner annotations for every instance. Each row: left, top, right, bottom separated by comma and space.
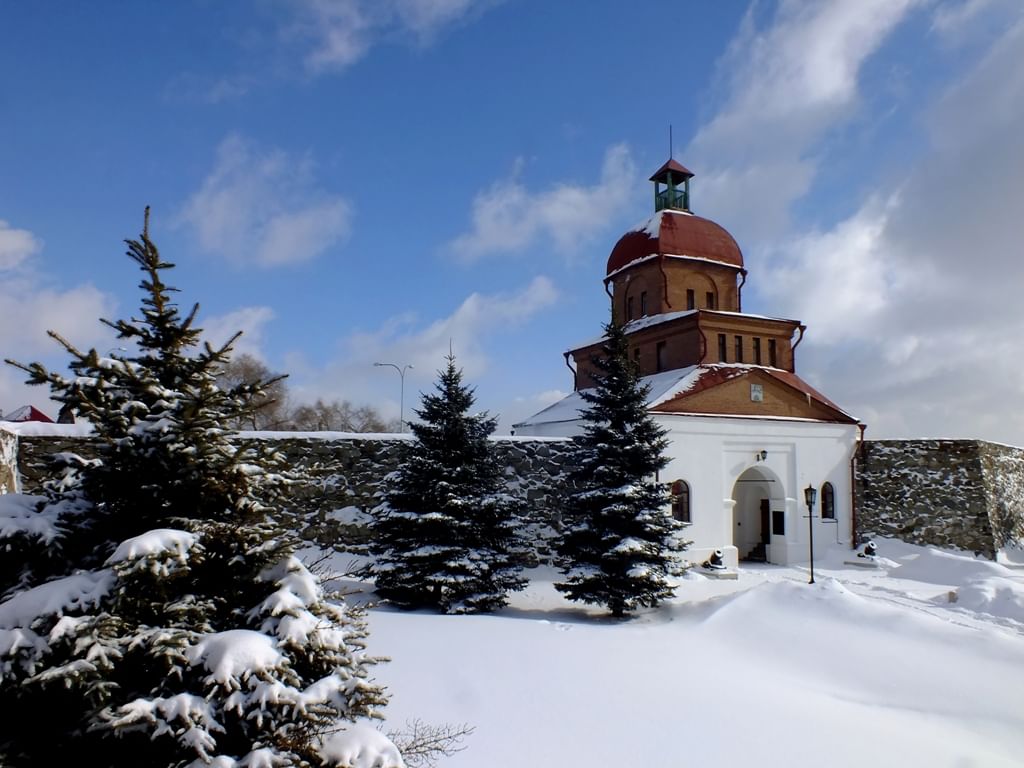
671, 479, 691, 523
821, 481, 835, 520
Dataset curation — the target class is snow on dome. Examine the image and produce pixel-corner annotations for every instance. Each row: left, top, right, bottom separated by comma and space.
0, 570, 115, 629
319, 724, 406, 768
186, 630, 285, 687
105, 528, 198, 566
606, 208, 743, 276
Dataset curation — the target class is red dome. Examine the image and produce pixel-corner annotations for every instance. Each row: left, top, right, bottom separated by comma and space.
606, 210, 743, 275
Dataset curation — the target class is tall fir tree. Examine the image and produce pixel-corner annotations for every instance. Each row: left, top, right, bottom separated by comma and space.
0, 210, 388, 767
554, 319, 688, 617
370, 354, 528, 614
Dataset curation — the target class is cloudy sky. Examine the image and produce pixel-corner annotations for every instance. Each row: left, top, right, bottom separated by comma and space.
1, 0, 1022, 442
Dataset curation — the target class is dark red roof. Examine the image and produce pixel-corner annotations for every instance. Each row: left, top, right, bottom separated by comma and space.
649, 158, 694, 181
606, 210, 744, 275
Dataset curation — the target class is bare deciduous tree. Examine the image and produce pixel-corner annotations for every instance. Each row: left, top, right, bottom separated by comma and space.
217, 354, 400, 433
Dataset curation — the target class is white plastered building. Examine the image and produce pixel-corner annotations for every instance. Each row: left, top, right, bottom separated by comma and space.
515, 159, 862, 568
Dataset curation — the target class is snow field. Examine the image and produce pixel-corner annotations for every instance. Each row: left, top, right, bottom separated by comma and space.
350, 540, 1024, 768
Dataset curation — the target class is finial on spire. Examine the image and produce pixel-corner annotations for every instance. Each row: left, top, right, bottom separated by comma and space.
669, 125, 674, 160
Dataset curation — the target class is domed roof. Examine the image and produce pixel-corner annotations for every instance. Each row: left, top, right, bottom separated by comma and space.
606, 209, 744, 276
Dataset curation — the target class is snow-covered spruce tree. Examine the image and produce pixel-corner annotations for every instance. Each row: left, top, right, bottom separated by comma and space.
554, 319, 688, 617
0, 210, 388, 767
370, 355, 529, 614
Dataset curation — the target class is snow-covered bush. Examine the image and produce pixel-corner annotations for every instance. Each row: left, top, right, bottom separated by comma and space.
370, 355, 529, 613
554, 320, 689, 617
0, 210, 388, 766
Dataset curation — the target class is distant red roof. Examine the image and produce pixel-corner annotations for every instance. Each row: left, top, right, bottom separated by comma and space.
606, 210, 744, 276
2, 405, 54, 423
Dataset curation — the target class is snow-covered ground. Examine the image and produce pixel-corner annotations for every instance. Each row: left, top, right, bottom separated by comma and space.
317, 539, 1024, 768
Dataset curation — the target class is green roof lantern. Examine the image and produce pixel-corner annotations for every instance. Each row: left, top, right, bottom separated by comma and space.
650, 158, 694, 213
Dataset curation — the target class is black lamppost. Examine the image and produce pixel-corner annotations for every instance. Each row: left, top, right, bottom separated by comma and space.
373, 362, 413, 432
804, 484, 818, 585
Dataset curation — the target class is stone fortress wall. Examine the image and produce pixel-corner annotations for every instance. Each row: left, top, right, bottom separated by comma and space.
3, 428, 576, 552
4, 427, 1023, 560
856, 439, 1024, 559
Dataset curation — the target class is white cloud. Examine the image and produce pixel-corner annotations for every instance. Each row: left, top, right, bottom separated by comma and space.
450, 144, 637, 261
757, 197, 907, 341
291, 0, 488, 74
931, 0, 1021, 42
688, 0, 923, 237
287, 276, 558, 416
757, 11, 1024, 443
0, 222, 117, 415
201, 306, 276, 361
0, 220, 42, 270
178, 135, 352, 268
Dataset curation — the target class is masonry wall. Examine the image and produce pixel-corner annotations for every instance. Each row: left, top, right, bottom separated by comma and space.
7, 429, 575, 551
856, 439, 1024, 558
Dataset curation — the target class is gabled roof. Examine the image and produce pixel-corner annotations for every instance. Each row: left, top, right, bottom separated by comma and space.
514, 364, 856, 429
1, 405, 53, 423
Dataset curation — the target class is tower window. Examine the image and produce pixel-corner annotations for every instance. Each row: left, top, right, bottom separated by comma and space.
686, 289, 695, 310
656, 341, 667, 372
706, 291, 715, 310
821, 482, 836, 520
718, 333, 727, 362
640, 291, 648, 317
753, 337, 762, 365
671, 480, 691, 523
734, 336, 743, 363
768, 339, 778, 367
626, 296, 634, 321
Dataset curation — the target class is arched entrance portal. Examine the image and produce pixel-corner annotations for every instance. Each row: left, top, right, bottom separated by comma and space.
732, 465, 786, 563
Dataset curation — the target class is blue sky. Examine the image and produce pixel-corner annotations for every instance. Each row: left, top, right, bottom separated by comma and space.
2, 0, 1023, 442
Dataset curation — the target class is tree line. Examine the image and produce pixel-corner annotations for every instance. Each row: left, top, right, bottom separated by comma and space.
216, 353, 399, 432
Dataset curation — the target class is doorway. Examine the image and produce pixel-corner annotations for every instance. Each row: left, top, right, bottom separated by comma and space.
732, 465, 784, 563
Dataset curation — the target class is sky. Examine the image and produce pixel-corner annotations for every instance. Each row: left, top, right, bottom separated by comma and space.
1, 0, 1023, 443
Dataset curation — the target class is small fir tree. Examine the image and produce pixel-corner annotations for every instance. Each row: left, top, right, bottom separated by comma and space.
0, 210, 387, 767
554, 319, 688, 617
370, 354, 528, 614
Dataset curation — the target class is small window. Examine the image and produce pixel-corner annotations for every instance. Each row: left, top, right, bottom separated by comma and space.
633, 347, 640, 368
626, 296, 634, 321
821, 482, 835, 520
706, 291, 715, 310
640, 291, 648, 317
768, 339, 778, 367
671, 480, 691, 523
656, 341, 667, 372
686, 289, 695, 310
750, 383, 764, 402
753, 337, 762, 365
718, 333, 727, 362
772, 509, 785, 535
734, 335, 743, 363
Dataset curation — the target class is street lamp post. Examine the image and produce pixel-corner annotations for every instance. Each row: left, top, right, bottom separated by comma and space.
373, 362, 413, 432
804, 484, 818, 585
